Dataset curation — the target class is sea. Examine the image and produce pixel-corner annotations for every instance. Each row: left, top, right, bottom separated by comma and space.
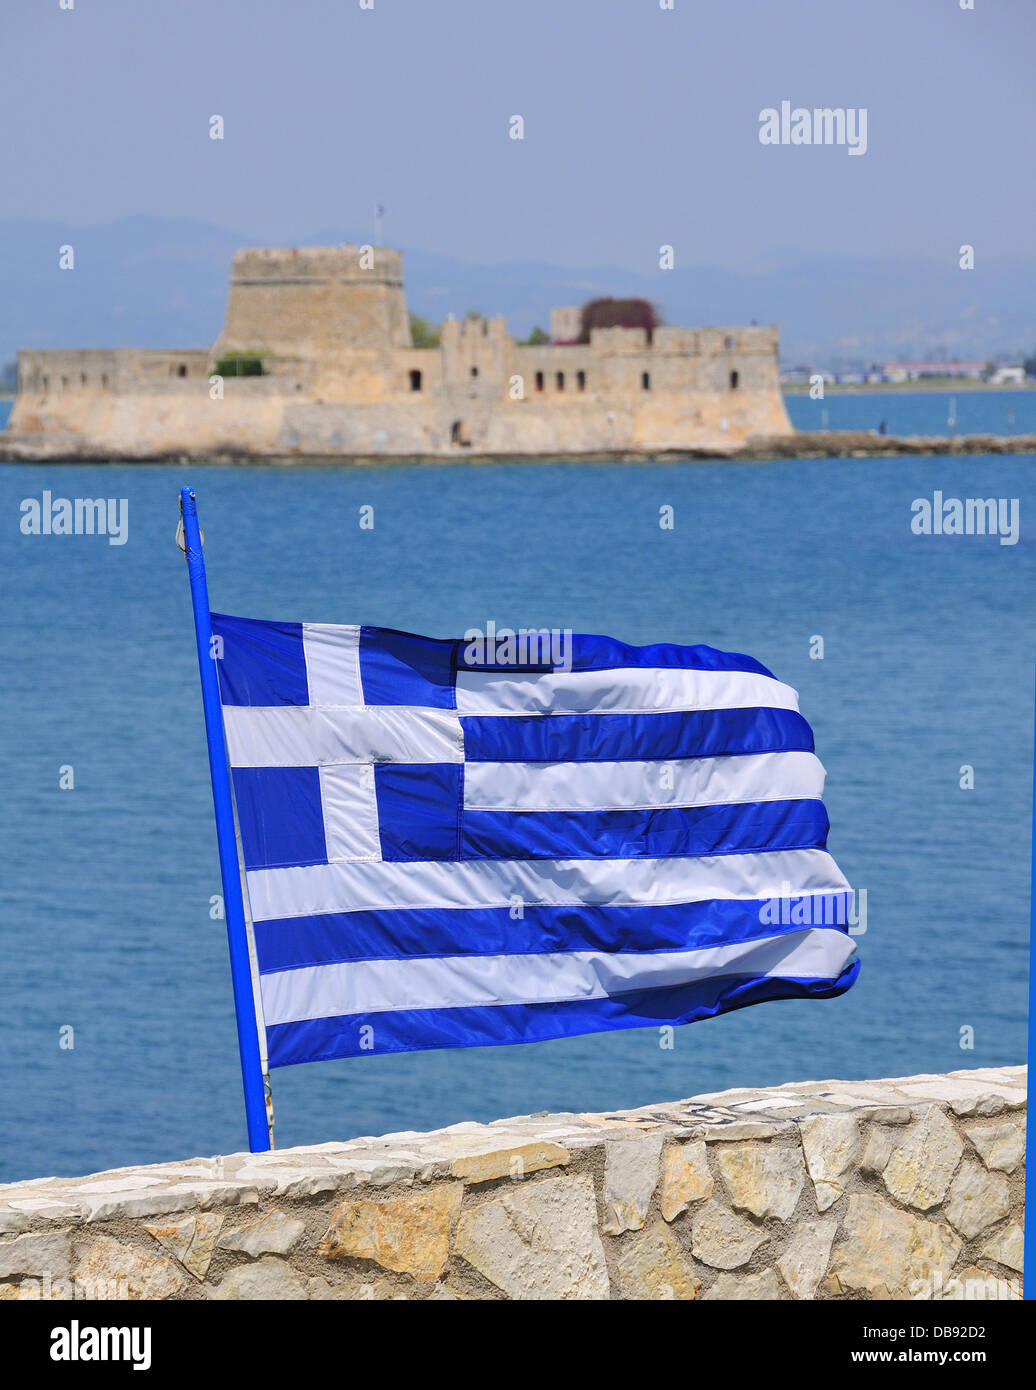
0, 398, 1032, 1183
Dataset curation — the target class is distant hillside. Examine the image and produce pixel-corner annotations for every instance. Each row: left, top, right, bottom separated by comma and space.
2, 216, 1033, 368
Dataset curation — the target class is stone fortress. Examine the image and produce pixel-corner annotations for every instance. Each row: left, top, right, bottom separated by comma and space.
9, 244, 793, 460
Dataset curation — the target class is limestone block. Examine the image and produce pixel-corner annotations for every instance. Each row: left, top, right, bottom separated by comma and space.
965, 1120, 1025, 1173
217, 1209, 307, 1258
860, 1126, 896, 1176
145, 1212, 223, 1280
602, 1135, 664, 1234
319, 1183, 462, 1280
453, 1174, 608, 1299
690, 1200, 768, 1270
211, 1256, 309, 1300
703, 1269, 781, 1300
944, 1161, 1010, 1240
825, 1194, 961, 1299
449, 1141, 569, 1184
800, 1113, 861, 1210
979, 1222, 1024, 1274
74, 1236, 183, 1301
659, 1141, 714, 1221
611, 1221, 702, 1300
777, 1217, 838, 1300
882, 1106, 963, 1210
0, 1230, 71, 1280
716, 1142, 805, 1220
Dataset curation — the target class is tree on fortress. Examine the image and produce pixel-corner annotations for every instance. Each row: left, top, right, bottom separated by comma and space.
578, 298, 660, 345
521, 326, 550, 345
409, 314, 442, 348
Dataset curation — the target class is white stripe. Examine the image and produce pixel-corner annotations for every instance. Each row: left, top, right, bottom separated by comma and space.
320, 764, 381, 862
455, 666, 799, 716
463, 751, 825, 812
223, 705, 464, 767
303, 623, 363, 707
260, 928, 856, 1024
246, 847, 849, 921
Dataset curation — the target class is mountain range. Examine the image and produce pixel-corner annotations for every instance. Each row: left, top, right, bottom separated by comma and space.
2, 216, 1033, 369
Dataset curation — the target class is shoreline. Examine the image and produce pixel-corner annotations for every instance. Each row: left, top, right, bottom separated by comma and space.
0, 429, 1034, 465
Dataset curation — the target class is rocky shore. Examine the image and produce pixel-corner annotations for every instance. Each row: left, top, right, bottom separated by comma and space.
1, 430, 1033, 466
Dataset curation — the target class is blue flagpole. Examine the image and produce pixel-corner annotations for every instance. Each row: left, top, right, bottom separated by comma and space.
1026, 660, 1036, 1299
179, 485, 270, 1154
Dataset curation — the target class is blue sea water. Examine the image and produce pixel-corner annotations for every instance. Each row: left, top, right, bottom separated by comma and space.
0, 454, 1032, 1183
786, 388, 1036, 438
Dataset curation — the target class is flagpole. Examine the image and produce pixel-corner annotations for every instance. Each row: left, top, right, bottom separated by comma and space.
179, 485, 271, 1154
1026, 659, 1036, 1299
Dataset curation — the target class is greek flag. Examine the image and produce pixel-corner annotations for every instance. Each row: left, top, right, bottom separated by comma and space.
211, 615, 859, 1068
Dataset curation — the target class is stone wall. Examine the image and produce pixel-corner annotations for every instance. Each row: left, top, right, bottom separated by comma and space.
0, 1066, 1024, 1301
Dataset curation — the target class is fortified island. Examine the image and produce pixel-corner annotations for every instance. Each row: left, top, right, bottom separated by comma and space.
6, 244, 793, 460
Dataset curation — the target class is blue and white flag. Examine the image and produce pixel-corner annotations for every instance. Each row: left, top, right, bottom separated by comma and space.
210, 616, 859, 1068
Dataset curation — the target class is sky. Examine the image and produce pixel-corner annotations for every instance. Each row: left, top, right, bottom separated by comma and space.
3, 0, 1035, 272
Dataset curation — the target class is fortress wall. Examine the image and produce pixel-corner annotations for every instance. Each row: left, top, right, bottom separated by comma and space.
10, 390, 286, 455
0, 1067, 1023, 1301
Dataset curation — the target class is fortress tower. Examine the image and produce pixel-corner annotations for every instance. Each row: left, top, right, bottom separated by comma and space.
213, 245, 412, 358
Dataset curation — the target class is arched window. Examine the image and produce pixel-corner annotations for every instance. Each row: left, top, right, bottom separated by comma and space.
641, 372, 651, 390
177, 364, 188, 378
451, 420, 472, 447
470, 365, 479, 378
576, 370, 586, 391
730, 370, 740, 390
409, 369, 422, 392
535, 371, 544, 392
556, 371, 564, 390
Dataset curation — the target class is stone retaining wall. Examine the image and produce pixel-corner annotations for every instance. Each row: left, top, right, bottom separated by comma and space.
0, 1066, 1024, 1301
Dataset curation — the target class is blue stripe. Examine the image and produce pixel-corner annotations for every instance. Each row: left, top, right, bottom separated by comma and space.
211, 613, 308, 707
374, 762, 462, 860
253, 896, 853, 972
461, 707, 813, 763
265, 959, 860, 1066
232, 766, 327, 871
461, 798, 829, 861
359, 626, 456, 707
566, 634, 775, 677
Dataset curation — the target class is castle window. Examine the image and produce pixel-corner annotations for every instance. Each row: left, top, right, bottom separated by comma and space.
451, 419, 472, 447
556, 372, 565, 390
80, 373, 88, 386
641, 372, 651, 390
470, 366, 479, 378
576, 370, 586, 391
61, 376, 69, 390
535, 371, 544, 392
177, 363, 188, 378
730, 370, 740, 390
409, 369, 422, 392
101, 374, 109, 389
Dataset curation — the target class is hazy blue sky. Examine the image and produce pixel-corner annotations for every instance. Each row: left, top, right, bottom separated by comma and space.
4, 0, 1034, 270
